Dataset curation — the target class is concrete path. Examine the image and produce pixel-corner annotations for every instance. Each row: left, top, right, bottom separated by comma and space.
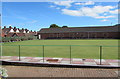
1, 56, 119, 67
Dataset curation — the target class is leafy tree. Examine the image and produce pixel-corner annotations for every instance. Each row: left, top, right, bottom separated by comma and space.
62, 26, 68, 28
50, 24, 60, 28
114, 24, 120, 26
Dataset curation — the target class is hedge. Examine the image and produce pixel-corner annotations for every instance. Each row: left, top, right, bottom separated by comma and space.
1, 36, 37, 42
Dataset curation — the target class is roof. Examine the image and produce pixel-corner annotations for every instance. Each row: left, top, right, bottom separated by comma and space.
39, 25, 120, 33
6, 33, 25, 37
2, 28, 11, 35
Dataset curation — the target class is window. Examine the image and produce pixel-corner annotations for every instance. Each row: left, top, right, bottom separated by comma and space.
103, 33, 108, 38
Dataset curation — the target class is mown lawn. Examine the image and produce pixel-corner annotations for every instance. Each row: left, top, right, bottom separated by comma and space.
2, 39, 119, 59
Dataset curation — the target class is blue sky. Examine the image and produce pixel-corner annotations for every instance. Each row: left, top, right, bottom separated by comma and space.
2, 1, 118, 31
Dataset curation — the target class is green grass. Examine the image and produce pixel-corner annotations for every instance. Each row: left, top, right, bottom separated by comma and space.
2, 39, 119, 59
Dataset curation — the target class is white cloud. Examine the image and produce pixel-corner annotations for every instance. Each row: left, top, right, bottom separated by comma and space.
8, 25, 12, 26
92, 6, 115, 13
101, 19, 109, 22
62, 9, 83, 16
61, 5, 116, 19
103, 13, 107, 15
75, 1, 94, 5
80, 7, 99, 17
50, 5, 61, 10
95, 16, 116, 19
28, 20, 38, 24
110, 9, 118, 14
50, 5, 56, 8
53, 1, 74, 8
56, 7, 60, 10
85, 1, 95, 5
52, 1, 94, 8
75, 3, 84, 5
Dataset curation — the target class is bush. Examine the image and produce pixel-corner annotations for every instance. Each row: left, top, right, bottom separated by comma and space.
2, 35, 38, 42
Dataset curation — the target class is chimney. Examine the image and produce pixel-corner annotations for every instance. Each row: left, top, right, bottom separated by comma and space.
9, 26, 12, 29
14, 27, 16, 29
4, 26, 6, 29
25, 29, 27, 31
22, 28, 24, 30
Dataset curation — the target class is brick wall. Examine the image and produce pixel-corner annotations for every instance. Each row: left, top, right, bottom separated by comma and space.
39, 32, 119, 39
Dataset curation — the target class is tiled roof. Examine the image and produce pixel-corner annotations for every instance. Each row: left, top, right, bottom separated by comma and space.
39, 25, 120, 33
2, 26, 37, 37
6, 33, 25, 37
2, 28, 11, 35
6, 33, 15, 37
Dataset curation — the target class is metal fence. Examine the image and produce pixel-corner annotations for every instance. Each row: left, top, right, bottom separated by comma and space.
2, 45, 119, 65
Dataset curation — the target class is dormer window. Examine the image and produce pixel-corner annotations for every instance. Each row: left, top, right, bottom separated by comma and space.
16, 29, 20, 33
23, 30, 26, 33
9, 28, 14, 33
27, 31, 29, 33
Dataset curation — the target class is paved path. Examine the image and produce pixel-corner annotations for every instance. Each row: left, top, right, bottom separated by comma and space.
1, 56, 119, 67
2, 66, 119, 77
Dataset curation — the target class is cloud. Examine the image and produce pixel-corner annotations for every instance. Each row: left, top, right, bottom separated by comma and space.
109, 9, 119, 14
95, 16, 116, 19
101, 19, 109, 22
7, 25, 12, 26
56, 7, 60, 10
50, 5, 61, 10
75, 1, 95, 5
50, 5, 56, 8
92, 6, 115, 13
61, 5, 116, 19
62, 9, 83, 16
53, 1, 74, 8
52, 1, 95, 8
28, 20, 38, 24
103, 13, 108, 15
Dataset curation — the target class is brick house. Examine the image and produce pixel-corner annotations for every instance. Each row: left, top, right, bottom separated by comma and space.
0, 26, 4, 37
2, 26, 37, 37
38, 25, 120, 39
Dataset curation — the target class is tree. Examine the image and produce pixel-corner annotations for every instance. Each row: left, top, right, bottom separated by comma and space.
114, 24, 120, 26
50, 24, 60, 28
62, 26, 68, 28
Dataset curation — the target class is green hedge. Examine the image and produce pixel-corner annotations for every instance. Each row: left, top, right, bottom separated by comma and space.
2, 36, 37, 42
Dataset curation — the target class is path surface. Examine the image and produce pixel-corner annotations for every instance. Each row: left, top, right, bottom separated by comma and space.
1, 56, 119, 67
2, 66, 119, 77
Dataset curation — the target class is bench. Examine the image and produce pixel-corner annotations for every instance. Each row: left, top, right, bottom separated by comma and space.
46, 59, 59, 62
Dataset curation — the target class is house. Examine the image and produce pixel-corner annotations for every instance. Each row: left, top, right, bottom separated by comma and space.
2, 26, 36, 37
38, 25, 120, 39
0, 26, 4, 37
1, 26, 37, 42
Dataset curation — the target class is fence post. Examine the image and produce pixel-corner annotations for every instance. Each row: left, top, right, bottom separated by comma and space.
0, 45, 2, 59
100, 46, 102, 65
70, 45, 72, 64
43, 45, 44, 63
19, 45, 21, 61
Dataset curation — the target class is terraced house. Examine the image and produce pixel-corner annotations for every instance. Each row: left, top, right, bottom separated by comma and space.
2, 26, 37, 42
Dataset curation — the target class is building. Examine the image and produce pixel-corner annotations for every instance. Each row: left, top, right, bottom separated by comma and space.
1, 26, 37, 42
38, 25, 120, 39
2, 26, 37, 37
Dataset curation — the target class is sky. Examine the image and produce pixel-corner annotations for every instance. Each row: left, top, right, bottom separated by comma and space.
1, 1, 119, 31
